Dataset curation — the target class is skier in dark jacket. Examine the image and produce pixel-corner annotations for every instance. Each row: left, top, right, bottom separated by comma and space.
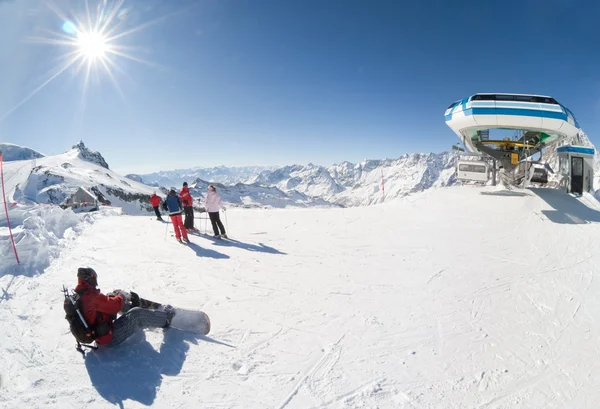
162, 189, 189, 243
75, 267, 175, 346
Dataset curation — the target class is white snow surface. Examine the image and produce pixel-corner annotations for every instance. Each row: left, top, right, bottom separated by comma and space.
2, 186, 600, 408
0, 205, 120, 277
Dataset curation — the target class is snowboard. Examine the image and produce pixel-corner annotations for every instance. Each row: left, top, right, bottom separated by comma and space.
128, 292, 211, 335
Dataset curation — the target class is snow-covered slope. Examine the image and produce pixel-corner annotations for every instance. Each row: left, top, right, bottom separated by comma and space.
0, 142, 45, 161
188, 178, 335, 209
330, 152, 457, 206
251, 163, 346, 199
3, 142, 156, 214
0, 204, 118, 276
70, 141, 110, 169
130, 165, 277, 188
147, 152, 459, 208
249, 152, 458, 206
2, 185, 600, 408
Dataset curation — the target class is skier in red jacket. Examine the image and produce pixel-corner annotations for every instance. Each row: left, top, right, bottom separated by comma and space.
179, 182, 196, 231
75, 267, 175, 346
149, 193, 163, 221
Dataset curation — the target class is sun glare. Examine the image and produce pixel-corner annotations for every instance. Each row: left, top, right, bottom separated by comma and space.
0, 0, 195, 123
77, 31, 109, 59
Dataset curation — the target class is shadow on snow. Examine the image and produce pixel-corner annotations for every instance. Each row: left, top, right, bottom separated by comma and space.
186, 241, 230, 259
189, 231, 286, 255
530, 188, 600, 224
85, 329, 235, 408
212, 237, 286, 255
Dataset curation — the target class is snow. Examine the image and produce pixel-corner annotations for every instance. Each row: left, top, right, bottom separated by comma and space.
133, 130, 600, 209
135, 153, 460, 208
248, 154, 459, 207
0, 143, 45, 162
2, 145, 156, 213
2, 185, 600, 408
0, 204, 120, 277
189, 180, 336, 210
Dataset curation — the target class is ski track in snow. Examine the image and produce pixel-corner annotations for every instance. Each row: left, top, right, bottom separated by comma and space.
2, 186, 600, 408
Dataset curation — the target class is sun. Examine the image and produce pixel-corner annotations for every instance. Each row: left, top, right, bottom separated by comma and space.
0, 0, 196, 124
76, 31, 109, 60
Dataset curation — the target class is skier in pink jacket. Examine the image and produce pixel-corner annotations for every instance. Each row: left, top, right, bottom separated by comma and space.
205, 185, 227, 238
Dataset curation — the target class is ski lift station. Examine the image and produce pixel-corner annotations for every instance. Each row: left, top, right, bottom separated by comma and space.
557, 145, 595, 194
444, 93, 594, 189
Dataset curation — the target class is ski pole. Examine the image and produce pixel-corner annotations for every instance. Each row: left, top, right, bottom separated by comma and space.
164, 216, 170, 240
223, 208, 229, 234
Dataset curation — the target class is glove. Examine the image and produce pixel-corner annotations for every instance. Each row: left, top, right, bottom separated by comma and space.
111, 289, 131, 302
222, 206, 226, 211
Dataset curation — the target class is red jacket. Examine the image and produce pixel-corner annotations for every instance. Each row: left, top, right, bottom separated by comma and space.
179, 187, 193, 207
150, 194, 161, 207
75, 279, 124, 344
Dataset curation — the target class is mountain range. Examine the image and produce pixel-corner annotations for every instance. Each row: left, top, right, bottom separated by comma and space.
134, 152, 460, 207
3, 132, 598, 214
2, 142, 155, 214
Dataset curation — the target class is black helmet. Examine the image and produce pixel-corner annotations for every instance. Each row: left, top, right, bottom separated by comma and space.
77, 267, 98, 287
183, 182, 188, 187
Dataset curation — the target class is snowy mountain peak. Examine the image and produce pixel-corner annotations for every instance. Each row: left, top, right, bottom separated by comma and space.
70, 141, 109, 169
0, 143, 45, 161
2, 144, 157, 214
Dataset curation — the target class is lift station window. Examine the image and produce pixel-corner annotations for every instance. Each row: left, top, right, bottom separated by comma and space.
572, 157, 583, 176
458, 163, 487, 173
470, 94, 558, 104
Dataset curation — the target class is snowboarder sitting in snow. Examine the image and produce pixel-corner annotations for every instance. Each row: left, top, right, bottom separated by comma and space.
75, 267, 175, 346
205, 184, 227, 238
162, 189, 189, 243
179, 182, 197, 231
149, 192, 163, 221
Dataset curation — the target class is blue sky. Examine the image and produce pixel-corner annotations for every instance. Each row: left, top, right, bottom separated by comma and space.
0, 0, 599, 174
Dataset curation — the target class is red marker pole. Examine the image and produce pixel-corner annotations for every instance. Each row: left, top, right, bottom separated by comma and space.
0, 152, 20, 264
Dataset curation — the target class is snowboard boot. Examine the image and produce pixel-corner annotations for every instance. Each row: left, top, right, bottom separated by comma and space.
130, 291, 141, 308
162, 304, 176, 328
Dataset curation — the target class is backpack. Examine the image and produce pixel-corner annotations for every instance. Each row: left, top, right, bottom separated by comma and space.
63, 286, 98, 354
